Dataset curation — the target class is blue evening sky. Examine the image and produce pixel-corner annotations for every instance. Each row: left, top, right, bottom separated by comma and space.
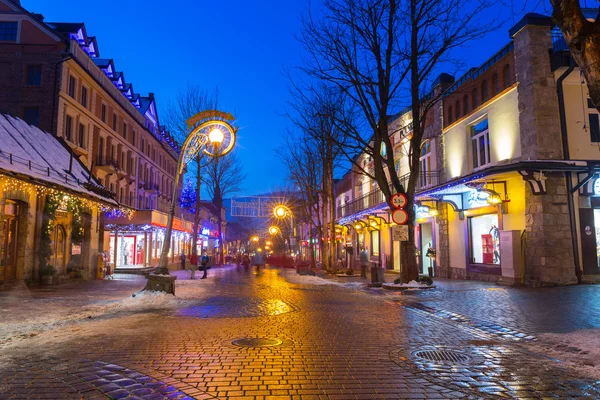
22, 0, 546, 197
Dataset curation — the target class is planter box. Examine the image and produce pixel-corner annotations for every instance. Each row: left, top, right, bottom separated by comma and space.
382, 283, 435, 291
41, 275, 53, 285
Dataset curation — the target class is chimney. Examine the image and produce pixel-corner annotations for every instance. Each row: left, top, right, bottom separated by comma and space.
32, 13, 44, 21
149, 92, 155, 99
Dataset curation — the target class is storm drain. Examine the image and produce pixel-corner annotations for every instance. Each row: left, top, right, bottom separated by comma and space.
232, 338, 283, 347
413, 349, 471, 364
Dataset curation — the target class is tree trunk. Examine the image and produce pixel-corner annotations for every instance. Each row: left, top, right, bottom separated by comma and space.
191, 155, 201, 267
327, 158, 336, 270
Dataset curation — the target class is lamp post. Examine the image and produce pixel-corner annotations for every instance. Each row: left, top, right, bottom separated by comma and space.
273, 205, 294, 254
144, 114, 236, 294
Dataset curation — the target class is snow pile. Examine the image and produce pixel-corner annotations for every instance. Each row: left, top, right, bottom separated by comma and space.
279, 270, 365, 289
382, 280, 434, 290
531, 329, 600, 377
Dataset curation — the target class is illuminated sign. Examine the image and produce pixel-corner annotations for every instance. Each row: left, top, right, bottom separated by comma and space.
594, 178, 600, 196
201, 227, 210, 235
467, 189, 490, 208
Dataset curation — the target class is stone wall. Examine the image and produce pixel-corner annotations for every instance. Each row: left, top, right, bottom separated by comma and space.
523, 175, 577, 285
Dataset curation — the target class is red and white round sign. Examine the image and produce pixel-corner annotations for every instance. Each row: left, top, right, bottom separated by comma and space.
391, 209, 409, 225
391, 193, 408, 209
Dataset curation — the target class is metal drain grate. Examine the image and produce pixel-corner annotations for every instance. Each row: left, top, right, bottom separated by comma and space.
413, 349, 471, 363
232, 338, 283, 347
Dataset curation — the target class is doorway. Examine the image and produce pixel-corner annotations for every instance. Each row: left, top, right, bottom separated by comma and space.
1, 201, 20, 282
419, 222, 434, 276
52, 224, 67, 273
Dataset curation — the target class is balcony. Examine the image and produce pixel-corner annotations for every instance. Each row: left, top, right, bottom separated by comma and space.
94, 156, 119, 179
336, 170, 442, 219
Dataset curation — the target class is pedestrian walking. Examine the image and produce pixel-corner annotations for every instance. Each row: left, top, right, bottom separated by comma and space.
200, 254, 209, 279
242, 253, 250, 272
360, 247, 369, 278
180, 253, 186, 270
190, 252, 198, 279
253, 251, 265, 272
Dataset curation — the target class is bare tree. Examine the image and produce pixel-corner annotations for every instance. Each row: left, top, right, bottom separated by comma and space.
164, 84, 219, 269
278, 131, 323, 268
300, 0, 495, 282
285, 85, 346, 271
551, 2, 600, 110
204, 151, 247, 264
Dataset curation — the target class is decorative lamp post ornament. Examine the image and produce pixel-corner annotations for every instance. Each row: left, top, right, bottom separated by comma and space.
144, 111, 237, 294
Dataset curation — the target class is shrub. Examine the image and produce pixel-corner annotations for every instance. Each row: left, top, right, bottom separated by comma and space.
417, 275, 433, 286
40, 265, 56, 277
346, 268, 354, 276
394, 277, 402, 284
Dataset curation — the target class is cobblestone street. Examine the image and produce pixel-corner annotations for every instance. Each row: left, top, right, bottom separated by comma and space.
1, 267, 600, 399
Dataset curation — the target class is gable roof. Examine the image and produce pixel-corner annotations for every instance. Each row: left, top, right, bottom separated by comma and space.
0, 114, 116, 205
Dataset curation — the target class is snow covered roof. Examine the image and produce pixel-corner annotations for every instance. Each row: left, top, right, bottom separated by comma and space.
0, 114, 117, 205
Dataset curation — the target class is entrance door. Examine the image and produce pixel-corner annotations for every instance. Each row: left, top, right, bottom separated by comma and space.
420, 222, 433, 276
52, 225, 66, 273
581, 208, 600, 275
0, 201, 20, 281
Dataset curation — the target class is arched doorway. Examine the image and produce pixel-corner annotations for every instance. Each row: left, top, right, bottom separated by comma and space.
1, 200, 21, 282
52, 224, 67, 273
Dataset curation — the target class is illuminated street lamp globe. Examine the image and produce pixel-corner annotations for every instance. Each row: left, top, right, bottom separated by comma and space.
268, 226, 280, 235
251, 235, 259, 243
273, 205, 290, 219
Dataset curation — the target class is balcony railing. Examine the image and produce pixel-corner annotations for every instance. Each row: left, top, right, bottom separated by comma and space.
336, 170, 442, 219
96, 156, 120, 169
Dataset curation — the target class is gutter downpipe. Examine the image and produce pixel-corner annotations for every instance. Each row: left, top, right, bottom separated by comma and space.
556, 63, 582, 284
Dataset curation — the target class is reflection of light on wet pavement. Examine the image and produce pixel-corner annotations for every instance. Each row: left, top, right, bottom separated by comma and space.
263, 299, 292, 315
175, 295, 297, 318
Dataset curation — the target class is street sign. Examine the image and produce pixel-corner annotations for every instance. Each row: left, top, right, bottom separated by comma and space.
391, 208, 409, 225
391, 193, 408, 209
392, 225, 409, 241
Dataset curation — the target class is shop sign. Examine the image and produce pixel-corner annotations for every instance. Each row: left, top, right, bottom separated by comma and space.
416, 206, 430, 218
173, 218, 184, 230
201, 227, 210, 235
392, 208, 409, 225
392, 225, 409, 241
71, 244, 81, 255
594, 178, 600, 196
467, 189, 490, 208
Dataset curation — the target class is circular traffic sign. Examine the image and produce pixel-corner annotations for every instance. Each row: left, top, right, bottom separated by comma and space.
391, 209, 409, 225
391, 193, 408, 209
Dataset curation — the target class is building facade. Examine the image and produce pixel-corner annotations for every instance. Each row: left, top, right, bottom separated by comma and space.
0, 0, 223, 272
330, 12, 600, 286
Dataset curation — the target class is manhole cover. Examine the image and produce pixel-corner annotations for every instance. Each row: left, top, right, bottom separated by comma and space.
413, 349, 471, 363
232, 338, 283, 347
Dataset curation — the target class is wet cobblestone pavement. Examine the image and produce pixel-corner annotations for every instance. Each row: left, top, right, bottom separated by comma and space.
1, 267, 599, 399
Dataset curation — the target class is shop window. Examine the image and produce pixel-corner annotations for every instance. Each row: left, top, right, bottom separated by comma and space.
26, 64, 42, 86
469, 213, 500, 265
370, 230, 380, 257
471, 118, 490, 169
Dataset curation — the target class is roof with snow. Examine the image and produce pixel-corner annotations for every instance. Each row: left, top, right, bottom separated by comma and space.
0, 114, 117, 205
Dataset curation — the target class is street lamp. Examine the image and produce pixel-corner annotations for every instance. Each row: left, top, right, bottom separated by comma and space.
251, 235, 259, 243
145, 113, 236, 294
268, 226, 280, 235
272, 204, 294, 253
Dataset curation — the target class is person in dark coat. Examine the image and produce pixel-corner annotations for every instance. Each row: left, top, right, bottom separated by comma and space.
200, 254, 209, 279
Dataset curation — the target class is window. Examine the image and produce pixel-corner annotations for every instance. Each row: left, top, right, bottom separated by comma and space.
481, 80, 488, 102
469, 213, 500, 265
463, 95, 469, 114
455, 101, 461, 120
370, 230, 380, 257
503, 64, 511, 88
122, 122, 127, 139
78, 123, 86, 149
141, 137, 145, 152
25, 65, 42, 86
447, 106, 453, 125
588, 99, 600, 142
112, 114, 117, 131
23, 107, 39, 126
131, 130, 136, 146
419, 141, 431, 188
471, 118, 491, 169
101, 104, 107, 123
492, 73, 499, 95
65, 115, 73, 141
0, 22, 18, 41
98, 137, 104, 164
120, 188, 124, 203
472, 88, 478, 109
81, 86, 88, 108
68, 76, 76, 98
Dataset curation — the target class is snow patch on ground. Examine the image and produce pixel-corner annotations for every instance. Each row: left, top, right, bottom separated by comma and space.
279, 269, 366, 289
529, 329, 600, 378
382, 280, 433, 289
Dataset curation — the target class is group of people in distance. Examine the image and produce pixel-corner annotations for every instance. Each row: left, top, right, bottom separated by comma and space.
236, 251, 265, 272
180, 251, 267, 278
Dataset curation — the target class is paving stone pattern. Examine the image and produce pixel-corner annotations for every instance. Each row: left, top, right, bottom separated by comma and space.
1, 267, 599, 399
